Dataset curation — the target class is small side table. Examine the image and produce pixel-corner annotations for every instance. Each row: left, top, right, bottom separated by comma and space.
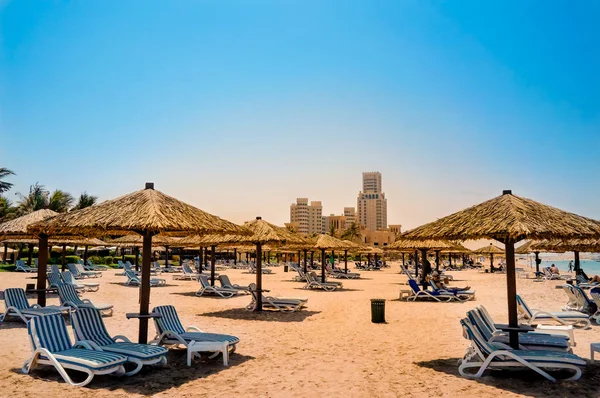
399, 290, 412, 300
535, 325, 576, 346
187, 341, 229, 367
591, 343, 600, 363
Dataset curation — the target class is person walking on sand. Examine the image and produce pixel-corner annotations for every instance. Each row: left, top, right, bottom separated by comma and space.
569, 260, 573, 273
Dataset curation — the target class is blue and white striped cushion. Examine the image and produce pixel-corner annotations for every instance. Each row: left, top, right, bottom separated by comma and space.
125, 270, 140, 283
153, 305, 186, 335
71, 307, 115, 346
100, 342, 167, 360
48, 272, 64, 288
61, 271, 77, 285
4, 288, 31, 311
29, 313, 73, 352
58, 284, 84, 306
50, 348, 127, 371
180, 332, 239, 345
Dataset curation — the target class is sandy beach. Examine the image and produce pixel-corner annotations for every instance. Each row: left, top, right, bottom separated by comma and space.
1, 263, 600, 397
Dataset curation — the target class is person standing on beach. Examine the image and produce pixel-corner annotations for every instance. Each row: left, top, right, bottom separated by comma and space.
422, 258, 432, 289
569, 260, 573, 272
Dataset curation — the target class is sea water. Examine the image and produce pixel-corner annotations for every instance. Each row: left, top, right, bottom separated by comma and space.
538, 259, 600, 274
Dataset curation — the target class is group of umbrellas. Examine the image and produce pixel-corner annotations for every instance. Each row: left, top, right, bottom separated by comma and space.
2, 184, 600, 349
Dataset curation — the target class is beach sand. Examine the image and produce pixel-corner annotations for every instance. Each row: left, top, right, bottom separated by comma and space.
1, 263, 600, 397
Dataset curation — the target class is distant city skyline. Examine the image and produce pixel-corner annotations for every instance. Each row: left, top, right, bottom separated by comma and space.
2, 1, 599, 230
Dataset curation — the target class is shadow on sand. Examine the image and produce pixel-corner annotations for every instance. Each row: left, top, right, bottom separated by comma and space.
11, 351, 254, 395
415, 357, 600, 397
200, 308, 320, 322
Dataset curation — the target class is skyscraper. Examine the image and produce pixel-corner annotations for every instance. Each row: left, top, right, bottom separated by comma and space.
357, 172, 387, 231
290, 198, 323, 234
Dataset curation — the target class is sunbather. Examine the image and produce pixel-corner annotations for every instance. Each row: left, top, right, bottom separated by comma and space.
431, 271, 470, 292
550, 264, 560, 275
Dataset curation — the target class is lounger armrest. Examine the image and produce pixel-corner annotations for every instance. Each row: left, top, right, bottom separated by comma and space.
112, 335, 132, 343
186, 326, 203, 332
30, 304, 42, 309
74, 340, 99, 350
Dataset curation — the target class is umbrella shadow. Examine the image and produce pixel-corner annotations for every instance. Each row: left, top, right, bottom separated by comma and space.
292, 287, 364, 293
200, 308, 321, 322
415, 358, 600, 397
11, 351, 254, 395
170, 292, 244, 299
108, 282, 180, 288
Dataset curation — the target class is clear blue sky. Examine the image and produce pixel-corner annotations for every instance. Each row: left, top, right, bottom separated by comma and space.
1, 0, 599, 229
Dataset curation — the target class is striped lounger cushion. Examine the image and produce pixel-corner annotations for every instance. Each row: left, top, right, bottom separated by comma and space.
43, 349, 128, 371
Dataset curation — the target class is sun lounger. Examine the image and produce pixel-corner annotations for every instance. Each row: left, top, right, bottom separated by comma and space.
0, 288, 67, 323
67, 263, 101, 279
84, 260, 108, 271
517, 294, 590, 329
466, 308, 570, 352
124, 269, 166, 287
58, 284, 114, 316
22, 313, 127, 387
543, 267, 569, 281
15, 259, 37, 273
173, 263, 201, 281
576, 274, 598, 289
405, 279, 458, 302
567, 284, 596, 315
249, 262, 273, 274
151, 305, 239, 366
304, 271, 342, 291
62, 271, 100, 292
589, 287, 600, 325
458, 317, 584, 381
218, 275, 251, 294
71, 306, 167, 375
562, 285, 580, 312
196, 275, 238, 298
428, 280, 475, 301
246, 283, 307, 312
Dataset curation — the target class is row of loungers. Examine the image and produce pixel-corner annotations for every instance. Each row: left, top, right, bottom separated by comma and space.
1, 289, 240, 386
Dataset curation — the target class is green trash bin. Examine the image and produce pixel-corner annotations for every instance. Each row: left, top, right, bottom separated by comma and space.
284, 265, 289, 272
371, 299, 386, 323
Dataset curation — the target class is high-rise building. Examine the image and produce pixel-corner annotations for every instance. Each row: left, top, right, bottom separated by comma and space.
357, 172, 387, 231
343, 207, 356, 225
290, 198, 323, 234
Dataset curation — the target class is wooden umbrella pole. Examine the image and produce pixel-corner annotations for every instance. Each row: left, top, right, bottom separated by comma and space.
36, 234, 49, 307
303, 250, 308, 273
134, 247, 139, 271
505, 239, 518, 349
234, 248, 237, 265
574, 250, 581, 275
535, 251, 541, 275
27, 243, 33, 266
210, 245, 216, 286
321, 249, 326, 283
490, 253, 494, 273
344, 250, 348, 274
61, 244, 67, 271
83, 245, 89, 266
414, 250, 419, 278
165, 245, 170, 268
139, 230, 153, 344
197, 247, 202, 273
255, 242, 262, 311
2, 243, 7, 264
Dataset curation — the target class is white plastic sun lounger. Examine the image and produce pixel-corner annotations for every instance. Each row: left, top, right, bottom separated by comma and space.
71, 306, 167, 376
124, 269, 166, 287
246, 283, 307, 312
196, 275, 238, 298
62, 271, 100, 292
0, 288, 67, 323
304, 271, 342, 291
150, 305, 239, 366
406, 280, 457, 302
218, 275, 251, 294
15, 259, 37, 273
458, 318, 584, 381
517, 294, 591, 329
23, 313, 127, 387
58, 284, 114, 316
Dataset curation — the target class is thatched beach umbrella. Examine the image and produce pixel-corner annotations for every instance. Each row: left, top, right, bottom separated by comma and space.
109, 233, 177, 270
527, 238, 600, 275
473, 243, 505, 273
403, 190, 600, 348
388, 239, 458, 282
310, 234, 355, 282
28, 183, 248, 343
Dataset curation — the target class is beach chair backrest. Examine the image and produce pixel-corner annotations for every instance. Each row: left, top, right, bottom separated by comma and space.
590, 287, 600, 307
408, 279, 421, 294
153, 305, 186, 335
58, 284, 83, 306
71, 306, 114, 346
515, 294, 533, 318
466, 310, 494, 341
475, 306, 497, 333
571, 285, 592, 310
460, 318, 494, 357
75, 263, 88, 274
248, 283, 261, 303
125, 269, 140, 282
182, 263, 194, 275
51, 264, 60, 274
61, 271, 77, 285
67, 263, 79, 275
577, 274, 587, 285
219, 275, 232, 288
117, 260, 125, 268
4, 288, 31, 310
198, 275, 210, 287
47, 272, 64, 288
16, 259, 25, 269
28, 313, 73, 353
125, 261, 133, 267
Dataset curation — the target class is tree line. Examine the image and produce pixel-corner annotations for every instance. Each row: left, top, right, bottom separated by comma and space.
0, 167, 98, 222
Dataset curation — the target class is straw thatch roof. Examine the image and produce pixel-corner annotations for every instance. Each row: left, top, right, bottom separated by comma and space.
387, 239, 458, 252
528, 238, 600, 253
241, 218, 308, 245
473, 244, 505, 255
312, 234, 356, 250
402, 191, 600, 242
515, 240, 535, 254
0, 209, 58, 239
108, 234, 178, 247
1, 236, 107, 246
27, 185, 248, 237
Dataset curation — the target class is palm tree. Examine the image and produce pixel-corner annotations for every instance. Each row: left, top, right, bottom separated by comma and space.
341, 222, 362, 242
72, 192, 98, 210
328, 224, 337, 237
0, 195, 16, 222
16, 183, 49, 214
0, 167, 15, 193
48, 190, 74, 212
